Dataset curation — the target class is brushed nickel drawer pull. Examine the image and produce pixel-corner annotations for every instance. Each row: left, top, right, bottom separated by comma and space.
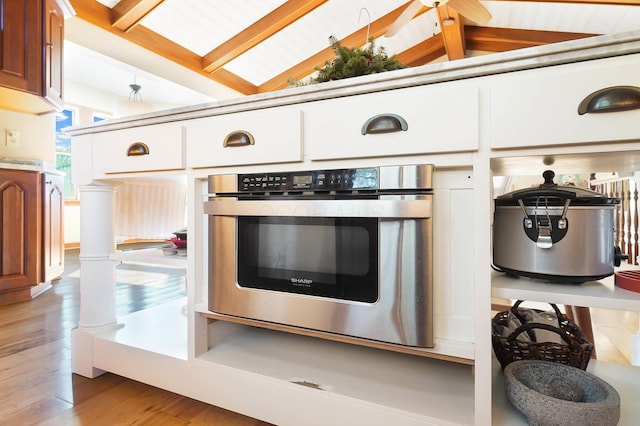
361, 113, 408, 135
223, 131, 255, 147
127, 142, 150, 156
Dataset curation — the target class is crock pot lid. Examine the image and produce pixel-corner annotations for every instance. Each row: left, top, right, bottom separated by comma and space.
496, 170, 617, 205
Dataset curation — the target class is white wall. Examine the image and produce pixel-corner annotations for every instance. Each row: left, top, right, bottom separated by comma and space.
0, 110, 56, 162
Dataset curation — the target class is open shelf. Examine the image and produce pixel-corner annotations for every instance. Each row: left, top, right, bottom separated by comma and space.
199, 319, 476, 425
110, 247, 187, 268
94, 297, 188, 360
492, 355, 640, 424
492, 270, 640, 312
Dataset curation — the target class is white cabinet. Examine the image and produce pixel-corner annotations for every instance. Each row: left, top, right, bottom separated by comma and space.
489, 53, 640, 149
305, 82, 479, 161
186, 107, 303, 168
92, 123, 184, 176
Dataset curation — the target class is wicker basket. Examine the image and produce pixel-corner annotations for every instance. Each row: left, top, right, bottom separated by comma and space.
492, 300, 594, 370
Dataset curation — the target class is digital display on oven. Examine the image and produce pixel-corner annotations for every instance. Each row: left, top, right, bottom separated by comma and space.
292, 174, 313, 186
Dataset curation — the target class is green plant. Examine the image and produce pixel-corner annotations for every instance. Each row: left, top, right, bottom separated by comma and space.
290, 36, 405, 86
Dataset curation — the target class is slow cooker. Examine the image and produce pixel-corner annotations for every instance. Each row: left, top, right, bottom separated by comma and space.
493, 170, 627, 283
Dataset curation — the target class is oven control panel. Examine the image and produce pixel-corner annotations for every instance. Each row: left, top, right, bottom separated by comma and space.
239, 168, 378, 192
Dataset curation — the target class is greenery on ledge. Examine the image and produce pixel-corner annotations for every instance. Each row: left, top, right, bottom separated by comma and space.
290, 36, 405, 86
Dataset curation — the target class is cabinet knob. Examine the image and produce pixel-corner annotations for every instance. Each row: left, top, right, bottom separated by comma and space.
361, 113, 408, 135
127, 142, 150, 156
223, 131, 255, 147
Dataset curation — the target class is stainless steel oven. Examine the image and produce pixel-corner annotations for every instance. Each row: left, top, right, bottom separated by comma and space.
205, 164, 434, 347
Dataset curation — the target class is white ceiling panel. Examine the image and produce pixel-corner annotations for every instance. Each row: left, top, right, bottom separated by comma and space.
483, 2, 639, 34
96, 0, 119, 7
141, 0, 287, 56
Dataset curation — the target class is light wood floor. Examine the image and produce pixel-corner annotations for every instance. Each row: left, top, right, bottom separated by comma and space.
0, 249, 271, 425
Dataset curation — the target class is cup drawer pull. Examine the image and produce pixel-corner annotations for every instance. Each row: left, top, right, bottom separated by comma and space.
127, 142, 150, 156
361, 113, 408, 135
224, 131, 255, 147
578, 85, 640, 115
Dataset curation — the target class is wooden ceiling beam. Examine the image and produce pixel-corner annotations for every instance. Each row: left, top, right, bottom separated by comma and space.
396, 37, 447, 67
436, 6, 465, 60
111, 0, 165, 32
69, 0, 258, 95
465, 26, 595, 52
202, 0, 328, 73
257, 3, 431, 93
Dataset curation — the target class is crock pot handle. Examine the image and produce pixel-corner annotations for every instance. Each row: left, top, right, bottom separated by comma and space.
511, 189, 576, 201
614, 246, 629, 267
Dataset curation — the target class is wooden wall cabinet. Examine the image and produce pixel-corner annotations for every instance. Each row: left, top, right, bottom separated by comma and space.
0, 0, 67, 112
0, 169, 64, 305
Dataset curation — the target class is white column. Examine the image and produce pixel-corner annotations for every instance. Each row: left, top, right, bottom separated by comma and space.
71, 183, 118, 378
633, 317, 640, 366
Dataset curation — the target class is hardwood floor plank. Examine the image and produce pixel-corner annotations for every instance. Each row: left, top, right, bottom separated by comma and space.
0, 248, 271, 425
0, 395, 72, 425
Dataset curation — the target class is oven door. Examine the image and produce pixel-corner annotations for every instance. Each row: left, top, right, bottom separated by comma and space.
237, 216, 378, 302
205, 195, 434, 347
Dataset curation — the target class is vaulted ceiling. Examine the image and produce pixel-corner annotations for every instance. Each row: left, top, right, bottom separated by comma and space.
67, 0, 640, 97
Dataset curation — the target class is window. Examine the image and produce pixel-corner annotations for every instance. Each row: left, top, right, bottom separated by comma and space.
55, 108, 76, 199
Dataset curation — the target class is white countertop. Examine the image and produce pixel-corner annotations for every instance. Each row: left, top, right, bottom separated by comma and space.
0, 159, 59, 173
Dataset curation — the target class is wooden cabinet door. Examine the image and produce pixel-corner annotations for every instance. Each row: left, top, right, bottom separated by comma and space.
0, 169, 41, 291
0, 0, 42, 94
44, 0, 64, 108
42, 173, 64, 281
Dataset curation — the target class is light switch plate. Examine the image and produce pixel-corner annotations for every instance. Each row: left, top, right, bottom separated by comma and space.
5, 129, 20, 147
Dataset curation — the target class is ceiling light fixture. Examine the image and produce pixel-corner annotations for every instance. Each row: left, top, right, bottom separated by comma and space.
129, 76, 143, 102
114, 75, 152, 117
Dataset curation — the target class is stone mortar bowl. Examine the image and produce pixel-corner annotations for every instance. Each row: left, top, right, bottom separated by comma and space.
504, 360, 620, 426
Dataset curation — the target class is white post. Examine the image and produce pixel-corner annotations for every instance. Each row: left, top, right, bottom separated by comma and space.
633, 317, 640, 366
71, 183, 118, 378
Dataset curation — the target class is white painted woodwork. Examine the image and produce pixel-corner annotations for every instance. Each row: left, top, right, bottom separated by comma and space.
66, 31, 640, 426
70, 134, 93, 185
305, 83, 479, 161
186, 107, 303, 168
488, 53, 640, 149
92, 123, 185, 176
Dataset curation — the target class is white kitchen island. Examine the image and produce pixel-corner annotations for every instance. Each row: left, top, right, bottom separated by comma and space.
67, 30, 640, 425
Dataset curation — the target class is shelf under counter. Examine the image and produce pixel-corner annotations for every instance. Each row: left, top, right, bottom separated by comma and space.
109, 247, 188, 268
199, 317, 476, 425
492, 355, 640, 425
491, 269, 640, 312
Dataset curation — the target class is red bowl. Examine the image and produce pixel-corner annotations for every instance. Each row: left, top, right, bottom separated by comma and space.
167, 237, 187, 248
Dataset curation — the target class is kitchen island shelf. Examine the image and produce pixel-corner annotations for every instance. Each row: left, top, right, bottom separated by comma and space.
491, 270, 640, 312
491, 356, 639, 425
199, 319, 476, 425
109, 248, 188, 268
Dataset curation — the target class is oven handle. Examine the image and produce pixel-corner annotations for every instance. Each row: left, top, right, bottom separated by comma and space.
204, 199, 432, 218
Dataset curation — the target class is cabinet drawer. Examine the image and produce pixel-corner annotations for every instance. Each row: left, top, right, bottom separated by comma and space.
306, 83, 479, 160
489, 53, 640, 149
187, 107, 303, 168
92, 124, 184, 175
